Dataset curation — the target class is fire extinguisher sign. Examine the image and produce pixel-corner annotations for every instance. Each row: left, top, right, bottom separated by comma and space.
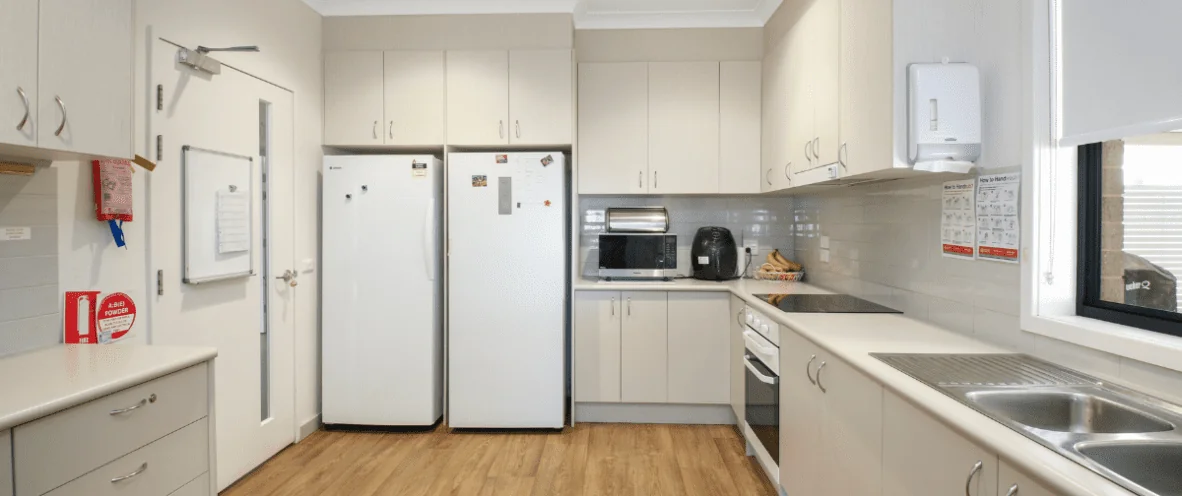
97, 293, 136, 343
64, 291, 136, 344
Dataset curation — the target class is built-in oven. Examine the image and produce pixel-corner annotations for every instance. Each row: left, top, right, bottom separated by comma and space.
597, 233, 678, 280
744, 327, 780, 465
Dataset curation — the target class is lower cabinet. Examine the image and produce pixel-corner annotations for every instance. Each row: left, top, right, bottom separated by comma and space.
779, 327, 882, 496
729, 295, 746, 421
883, 391, 998, 496
998, 459, 1058, 496
574, 291, 730, 406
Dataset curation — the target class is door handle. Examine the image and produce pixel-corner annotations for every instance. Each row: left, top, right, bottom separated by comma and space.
276, 269, 298, 287
638, 171, 643, 189
736, 309, 745, 326
109, 395, 155, 415
815, 361, 828, 392
627, 297, 632, 316
766, 168, 773, 186
805, 355, 817, 385
54, 96, 67, 137
110, 463, 148, 483
812, 137, 821, 160
611, 297, 616, 317
653, 171, 658, 189
784, 162, 792, 180
744, 357, 776, 385
965, 461, 984, 496
389, 120, 394, 140
804, 141, 813, 167
16, 87, 30, 131
499, 120, 504, 139
423, 199, 436, 281
839, 142, 849, 171
515, 120, 521, 139
1004, 484, 1019, 496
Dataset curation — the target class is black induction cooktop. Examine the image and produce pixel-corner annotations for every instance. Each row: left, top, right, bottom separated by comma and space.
754, 294, 902, 314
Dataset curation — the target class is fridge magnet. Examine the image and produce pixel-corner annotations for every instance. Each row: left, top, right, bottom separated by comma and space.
541, 154, 554, 167
496, 155, 508, 164
411, 161, 428, 178
544, 200, 552, 207
472, 175, 488, 187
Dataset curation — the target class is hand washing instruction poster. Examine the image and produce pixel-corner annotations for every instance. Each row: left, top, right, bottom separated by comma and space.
941, 179, 976, 259
976, 172, 1021, 263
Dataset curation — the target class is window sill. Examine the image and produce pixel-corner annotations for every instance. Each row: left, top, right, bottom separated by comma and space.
1023, 313, 1182, 373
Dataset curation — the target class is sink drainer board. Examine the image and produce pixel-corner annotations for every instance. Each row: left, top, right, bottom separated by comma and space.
872, 353, 1097, 387
872, 353, 1182, 496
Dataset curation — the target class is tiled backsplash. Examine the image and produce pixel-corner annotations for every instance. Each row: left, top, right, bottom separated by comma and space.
0, 167, 60, 357
579, 196, 796, 277
793, 175, 1182, 406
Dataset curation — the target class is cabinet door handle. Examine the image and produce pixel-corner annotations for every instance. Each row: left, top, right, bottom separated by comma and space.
805, 355, 817, 385
16, 87, 30, 131
805, 141, 813, 167
1005, 484, 1019, 496
653, 171, 658, 189
965, 461, 984, 496
515, 120, 521, 139
766, 168, 773, 186
389, 120, 394, 140
812, 137, 821, 160
736, 309, 745, 326
54, 96, 67, 137
638, 171, 643, 189
372, 120, 378, 139
109, 394, 155, 415
110, 462, 148, 483
815, 361, 828, 392
839, 142, 849, 171
499, 120, 504, 139
611, 297, 616, 317
784, 162, 792, 180
627, 297, 632, 316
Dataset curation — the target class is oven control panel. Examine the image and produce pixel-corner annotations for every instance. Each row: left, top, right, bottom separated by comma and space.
743, 306, 780, 347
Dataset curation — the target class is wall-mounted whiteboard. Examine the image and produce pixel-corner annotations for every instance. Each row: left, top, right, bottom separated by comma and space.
183, 146, 254, 284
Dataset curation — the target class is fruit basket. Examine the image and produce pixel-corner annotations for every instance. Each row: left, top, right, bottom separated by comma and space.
754, 249, 804, 281
754, 270, 805, 282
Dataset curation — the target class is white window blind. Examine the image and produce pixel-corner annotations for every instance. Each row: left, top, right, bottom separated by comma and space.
1060, 0, 1182, 146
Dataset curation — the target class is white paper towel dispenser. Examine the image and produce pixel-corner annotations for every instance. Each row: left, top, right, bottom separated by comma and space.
908, 62, 981, 173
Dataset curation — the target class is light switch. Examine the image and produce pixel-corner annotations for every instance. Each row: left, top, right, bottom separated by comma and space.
820, 236, 830, 249
301, 258, 316, 272
820, 249, 831, 263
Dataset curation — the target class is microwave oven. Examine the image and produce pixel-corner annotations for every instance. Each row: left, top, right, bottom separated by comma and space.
598, 234, 678, 280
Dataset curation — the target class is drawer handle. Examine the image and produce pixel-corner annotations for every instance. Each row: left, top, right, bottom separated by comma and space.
110, 462, 148, 483
965, 460, 983, 496
1005, 484, 1019, 496
109, 394, 156, 415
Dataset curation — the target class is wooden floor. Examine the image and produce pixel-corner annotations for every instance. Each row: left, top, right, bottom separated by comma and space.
222, 423, 778, 496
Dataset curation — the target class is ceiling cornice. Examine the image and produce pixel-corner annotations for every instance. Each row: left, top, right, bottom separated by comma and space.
307, 0, 784, 29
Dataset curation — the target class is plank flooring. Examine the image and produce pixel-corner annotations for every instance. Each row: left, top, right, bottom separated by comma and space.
222, 424, 778, 496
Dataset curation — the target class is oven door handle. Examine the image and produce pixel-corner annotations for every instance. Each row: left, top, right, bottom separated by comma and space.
744, 357, 778, 385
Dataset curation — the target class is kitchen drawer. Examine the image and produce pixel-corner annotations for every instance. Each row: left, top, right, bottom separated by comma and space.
41, 418, 208, 496
15, 364, 208, 496
1, 430, 11, 496
166, 474, 208, 496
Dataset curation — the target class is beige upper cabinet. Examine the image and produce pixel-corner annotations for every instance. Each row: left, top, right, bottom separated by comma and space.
508, 50, 572, 145
839, 0, 893, 178
446, 50, 510, 146
762, 42, 790, 192
384, 51, 445, 146
577, 62, 649, 195
0, 0, 37, 149
720, 61, 762, 194
38, 0, 132, 159
667, 293, 729, 405
648, 61, 720, 195
324, 51, 385, 146
810, 0, 842, 168
574, 291, 622, 403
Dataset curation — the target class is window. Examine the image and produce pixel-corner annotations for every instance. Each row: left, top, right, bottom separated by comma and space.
1078, 134, 1182, 338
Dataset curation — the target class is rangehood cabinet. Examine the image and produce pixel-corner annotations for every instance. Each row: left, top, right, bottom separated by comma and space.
763, 0, 989, 191
0, 0, 133, 160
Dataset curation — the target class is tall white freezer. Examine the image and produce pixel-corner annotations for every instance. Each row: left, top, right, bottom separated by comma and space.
447, 152, 568, 428
321, 155, 443, 426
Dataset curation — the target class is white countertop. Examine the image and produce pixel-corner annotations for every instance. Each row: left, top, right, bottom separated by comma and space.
579, 277, 1134, 496
0, 345, 217, 431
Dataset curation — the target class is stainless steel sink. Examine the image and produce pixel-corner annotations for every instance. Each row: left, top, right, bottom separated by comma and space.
1078, 442, 1182, 496
874, 353, 1182, 496
964, 389, 1175, 434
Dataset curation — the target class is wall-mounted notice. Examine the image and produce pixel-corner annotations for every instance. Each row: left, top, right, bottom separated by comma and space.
0, 226, 31, 241
976, 172, 1021, 263
941, 179, 976, 259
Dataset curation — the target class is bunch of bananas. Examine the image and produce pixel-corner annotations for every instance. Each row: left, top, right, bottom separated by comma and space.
759, 250, 802, 274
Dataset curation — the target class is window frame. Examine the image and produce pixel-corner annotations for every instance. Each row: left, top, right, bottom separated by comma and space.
1076, 142, 1182, 338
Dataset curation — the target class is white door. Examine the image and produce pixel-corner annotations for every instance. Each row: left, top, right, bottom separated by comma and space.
573, 291, 621, 403
719, 61, 762, 194
148, 39, 296, 491
619, 291, 668, 403
323, 51, 384, 146
384, 51, 445, 146
647, 62, 720, 194
811, 0, 842, 167
820, 356, 883, 496
508, 50, 572, 145
0, 0, 37, 148
779, 329, 824, 496
576, 62, 649, 194
445, 51, 509, 145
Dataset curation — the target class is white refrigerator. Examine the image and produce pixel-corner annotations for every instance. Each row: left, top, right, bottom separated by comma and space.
447, 152, 567, 428
321, 155, 443, 426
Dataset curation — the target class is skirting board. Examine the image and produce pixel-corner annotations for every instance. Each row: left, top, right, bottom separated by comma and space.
298, 414, 322, 441
575, 403, 737, 425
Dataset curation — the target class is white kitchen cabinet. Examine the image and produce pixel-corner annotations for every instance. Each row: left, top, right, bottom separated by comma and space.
719, 61, 762, 194
384, 51, 446, 146
324, 51, 385, 146
998, 459, 1058, 496
577, 63, 649, 194
38, 0, 132, 159
728, 296, 746, 422
883, 391, 999, 496
574, 291, 622, 403
446, 50, 510, 145
508, 50, 572, 145
810, 0, 841, 168
838, 0, 893, 178
779, 327, 825, 496
762, 41, 791, 192
0, 0, 37, 149
784, 22, 814, 182
1, 429, 10, 496
648, 62, 720, 194
667, 293, 730, 405
620, 291, 668, 403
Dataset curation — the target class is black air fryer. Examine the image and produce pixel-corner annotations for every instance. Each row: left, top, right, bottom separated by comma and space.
691, 227, 738, 281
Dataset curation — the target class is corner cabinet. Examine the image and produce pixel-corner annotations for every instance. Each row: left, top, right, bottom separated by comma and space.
323, 50, 446, 147
446, 49, 572, 146
667, 293, 729, 404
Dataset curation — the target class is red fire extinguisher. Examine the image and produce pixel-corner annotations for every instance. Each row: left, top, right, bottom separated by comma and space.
92, 159, 133, 247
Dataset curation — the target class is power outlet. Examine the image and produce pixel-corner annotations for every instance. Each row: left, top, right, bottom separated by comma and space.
820, 249, 831, 263
820, 235, 831, 249
743, 240, 759, 254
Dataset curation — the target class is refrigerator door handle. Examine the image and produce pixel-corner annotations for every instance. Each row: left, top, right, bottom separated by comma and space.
424, 198, 436, 281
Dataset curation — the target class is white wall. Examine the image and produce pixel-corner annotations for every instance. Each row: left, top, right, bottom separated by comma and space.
0, 166, 58, 356
56, 0, 324, 434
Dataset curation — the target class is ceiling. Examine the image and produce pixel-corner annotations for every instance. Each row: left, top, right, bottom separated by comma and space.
302, 0, 783, 29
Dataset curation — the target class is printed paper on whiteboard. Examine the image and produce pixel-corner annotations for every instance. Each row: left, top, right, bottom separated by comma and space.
941, 180, 976, 259
976, 172, 1021, 263
216, 190, 250, 254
